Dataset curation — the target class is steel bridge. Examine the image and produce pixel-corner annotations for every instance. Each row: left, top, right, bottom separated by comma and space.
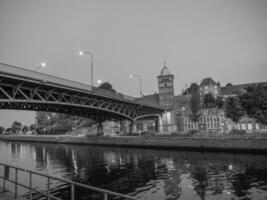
0, 63, 164, 133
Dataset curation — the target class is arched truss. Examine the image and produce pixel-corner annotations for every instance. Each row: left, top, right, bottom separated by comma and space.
0, 74, 164, 122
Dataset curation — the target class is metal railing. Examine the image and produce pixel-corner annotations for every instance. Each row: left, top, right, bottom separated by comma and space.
0, 163, 137, 200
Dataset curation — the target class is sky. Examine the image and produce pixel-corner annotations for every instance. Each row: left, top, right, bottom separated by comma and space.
0, 0, 267, 128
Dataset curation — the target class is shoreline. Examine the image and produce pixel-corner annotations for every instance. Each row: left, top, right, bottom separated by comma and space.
1, 134, 267, 154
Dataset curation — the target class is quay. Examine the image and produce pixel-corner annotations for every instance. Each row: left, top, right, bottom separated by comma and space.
1, 134, 267, 153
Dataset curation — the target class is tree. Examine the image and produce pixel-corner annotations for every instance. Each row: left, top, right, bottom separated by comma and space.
215, 96, 224, 109
5, 128, 12, 133
203, 93, 216, 108
225, 97, 245, 125
22, 125, 29, 133
240, 83, 267, 124
0, 126, 5, 134
11, 121, 22, 133
98, 82, 116, 93
189, 83, 201, 126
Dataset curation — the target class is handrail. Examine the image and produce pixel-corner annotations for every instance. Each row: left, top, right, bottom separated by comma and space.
0, 162, 137, 200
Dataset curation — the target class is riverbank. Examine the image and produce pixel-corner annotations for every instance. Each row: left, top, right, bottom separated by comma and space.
1, 134, 267, 153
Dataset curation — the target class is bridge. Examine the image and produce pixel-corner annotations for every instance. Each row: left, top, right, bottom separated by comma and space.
0, 63, 164, 135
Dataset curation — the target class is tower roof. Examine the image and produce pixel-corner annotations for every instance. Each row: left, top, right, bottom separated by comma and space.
160, 66, 171, 76
159, 61, 172, 76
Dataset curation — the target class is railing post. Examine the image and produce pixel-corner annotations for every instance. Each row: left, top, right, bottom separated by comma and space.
29, 172, 32, 200
15, 168, 18, 198
104, 193, 108, 200
71, 183, 75, 200
47, 177, 50, 200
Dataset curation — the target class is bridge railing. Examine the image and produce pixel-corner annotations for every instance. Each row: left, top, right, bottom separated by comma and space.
0, 162, 137, 200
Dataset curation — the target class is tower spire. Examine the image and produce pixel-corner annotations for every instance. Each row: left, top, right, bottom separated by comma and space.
163, 60, 167, 67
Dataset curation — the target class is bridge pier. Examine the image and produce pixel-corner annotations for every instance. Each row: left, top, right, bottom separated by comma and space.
129, 121, 136, 135
97, 123, 104, 136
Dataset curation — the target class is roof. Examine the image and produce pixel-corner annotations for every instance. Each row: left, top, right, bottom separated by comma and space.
135, 93, 191, 110
221, 82, 267, 95
200, 77, 217, 87
135, 93, 159, 106
170, 95, 191, 110
159, 66, 172, 76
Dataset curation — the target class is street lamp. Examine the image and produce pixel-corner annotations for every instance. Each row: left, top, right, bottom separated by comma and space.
79, 51, 94, 87
97, 79, 102, 85
35, 62, 46, 72
130, 74, 143, 96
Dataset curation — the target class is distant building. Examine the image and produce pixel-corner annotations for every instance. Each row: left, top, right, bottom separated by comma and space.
199, 77, 220, 99
157, 62, 174, 108
135, 64, 267, 134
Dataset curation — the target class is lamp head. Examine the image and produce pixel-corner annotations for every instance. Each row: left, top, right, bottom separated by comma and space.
41, 62, 46, 67
79, 51, 84, 56
97, 79, 102, 85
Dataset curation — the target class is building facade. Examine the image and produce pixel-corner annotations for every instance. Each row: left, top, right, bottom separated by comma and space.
136, 64, 267, 134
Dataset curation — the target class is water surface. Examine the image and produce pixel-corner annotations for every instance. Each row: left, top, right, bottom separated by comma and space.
0, 140, 267, 200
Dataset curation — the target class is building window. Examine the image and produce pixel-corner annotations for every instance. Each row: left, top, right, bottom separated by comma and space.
256, 123, 260, 130
241, 123, 246, 130
247, 123, 252, 130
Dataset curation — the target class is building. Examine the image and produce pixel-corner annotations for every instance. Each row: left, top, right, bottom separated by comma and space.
136, 64, 267, 134
199, 77, 220, 99
157, 62, 174, 108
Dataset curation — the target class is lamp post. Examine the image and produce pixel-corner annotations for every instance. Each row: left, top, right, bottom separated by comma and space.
79, 51, 94, 87
35, 62, 46, 72
130, 74, 143, 96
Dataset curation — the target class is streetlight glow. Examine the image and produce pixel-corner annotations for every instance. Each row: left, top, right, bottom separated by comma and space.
97, 79, 102, 85
35, 62, 47, 71
79, 51, 84, 56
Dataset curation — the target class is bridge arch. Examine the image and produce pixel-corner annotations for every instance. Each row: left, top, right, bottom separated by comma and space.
0, 63, 164, 125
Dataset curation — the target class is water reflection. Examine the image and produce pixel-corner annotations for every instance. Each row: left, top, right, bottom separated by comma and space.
1, 141, 267, 200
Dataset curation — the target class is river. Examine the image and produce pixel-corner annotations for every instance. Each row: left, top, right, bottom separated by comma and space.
0, 140, 267, 200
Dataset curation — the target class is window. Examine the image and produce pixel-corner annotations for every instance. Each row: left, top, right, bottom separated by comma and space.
241, 123, 246, 130
256, 123, 260, 130
247, 123, 252, 130
214, 85, 217, 89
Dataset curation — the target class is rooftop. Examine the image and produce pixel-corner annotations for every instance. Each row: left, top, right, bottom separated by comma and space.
200, 77, 217, 87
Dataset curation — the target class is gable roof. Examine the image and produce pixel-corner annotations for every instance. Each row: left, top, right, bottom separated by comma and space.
221, 82, 267, 95
200, 77, 217, 87
135, 93, 159, 106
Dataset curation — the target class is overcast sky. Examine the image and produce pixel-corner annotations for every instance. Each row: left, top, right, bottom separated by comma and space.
0, 0, 266, 128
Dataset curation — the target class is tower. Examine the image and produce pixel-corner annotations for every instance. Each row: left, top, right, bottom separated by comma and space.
157, 62, 174, 108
